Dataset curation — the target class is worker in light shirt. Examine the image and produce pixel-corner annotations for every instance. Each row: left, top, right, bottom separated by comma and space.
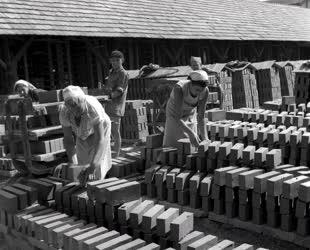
104, 50, 129, 158
163, 70, 210, 148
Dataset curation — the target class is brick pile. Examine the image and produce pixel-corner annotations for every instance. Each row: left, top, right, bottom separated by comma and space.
277, 61, 295, 97
120, 100, 150, 142
252, 61, 282, 105
294, 63, 310, 105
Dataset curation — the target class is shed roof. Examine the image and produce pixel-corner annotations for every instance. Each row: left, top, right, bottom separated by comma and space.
0, 0, 310, 41
251, 60, 281, 70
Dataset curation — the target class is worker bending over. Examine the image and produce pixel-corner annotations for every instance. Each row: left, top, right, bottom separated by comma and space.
163, 70, 210, 148
104, 50, 129, 158
59, 85, 112, 185
14, 79, 46, 102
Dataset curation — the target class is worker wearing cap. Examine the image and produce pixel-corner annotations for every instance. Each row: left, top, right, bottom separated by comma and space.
105, 50, 129, 158
190, 56, 202, 71
163, 70, 210, 148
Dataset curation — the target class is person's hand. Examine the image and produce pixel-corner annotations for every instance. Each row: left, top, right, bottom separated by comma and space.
189, 132, 200, 148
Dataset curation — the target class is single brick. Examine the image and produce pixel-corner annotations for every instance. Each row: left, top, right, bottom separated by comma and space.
298, 181, 310, 202
229, 143, 244, 163
146, 134, 163, 149
232, 244, 254, 250
87, 177, 119, 199
11, 183, 38, 205
157, 208, 180, 236
142, 204, 165, 233
167, 169, 182, 189
219, 142, 233, 160
266, 149, 282, 168
242, 146, 256, 164
145, 165, 161, 184
188, 235, 218, 250
254, 147, 269, 166
137, 243, 160, 250
155, 166, 173, 186
113, 239, 146, 250
118, 199, 141, 225
283, 176, 310, 199
95, 234, 132, 250
0, 189, 18, 212
200, 176, 213, 197
174, 231, 205, 250
170, 212, 194, 242
208, 240, 234, 250
2, 186, 28, 210
208, 141, 221, 159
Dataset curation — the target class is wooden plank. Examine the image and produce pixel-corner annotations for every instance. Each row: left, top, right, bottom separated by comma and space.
86, 42, 95, 88
23, 53, 29, 81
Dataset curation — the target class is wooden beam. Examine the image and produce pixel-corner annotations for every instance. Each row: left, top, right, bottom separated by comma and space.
128, 40, 134, 70
13, 37, 34, 64
56, 43, 65, 88
0, 58, 7, 70
47, 40, 55, 88
135, 43, 139, 68
23, 54, 29, 81
86, 42, 95, 88
95, 40, 103, 87
65, 40, 73, 85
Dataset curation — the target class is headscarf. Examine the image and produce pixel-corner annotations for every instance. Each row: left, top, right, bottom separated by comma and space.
190, 56, 202, 65
63, 85, 86, 101
14, 80, 37, 92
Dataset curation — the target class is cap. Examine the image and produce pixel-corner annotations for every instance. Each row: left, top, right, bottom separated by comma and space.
189, 70, 209, 81
110, 50, 124, 59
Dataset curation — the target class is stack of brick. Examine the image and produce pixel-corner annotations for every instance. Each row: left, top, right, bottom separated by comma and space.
277, 61, 295, 97
109, 154, 143, 178
121, 100, 149, 142
252, 61, 282, 105
141, 100, 154, 134
294, 62, 310, 105
141, 134, 166, 169
296, 181, 310, 236
228, 63, 259, 109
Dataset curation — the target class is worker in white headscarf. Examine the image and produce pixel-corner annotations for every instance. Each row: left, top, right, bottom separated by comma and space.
14, 79, 45, 102
59, 85, 112, 185
163, 70, 210, 148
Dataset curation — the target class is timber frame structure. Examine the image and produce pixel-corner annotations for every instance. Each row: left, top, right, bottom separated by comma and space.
1, 36, 310, 94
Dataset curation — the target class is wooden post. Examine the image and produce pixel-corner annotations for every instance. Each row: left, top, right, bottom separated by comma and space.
86, 42, 95, 88
23, 53, 29, 81
128, 40, 134, 70
135, 43, 140, 69
66, 40, 73, 85
47, 40, 55, 89
56, 43, 65, 88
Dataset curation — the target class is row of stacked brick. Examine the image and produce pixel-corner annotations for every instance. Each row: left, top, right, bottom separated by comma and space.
127, 60, 310, 112
0, 177, 269, 250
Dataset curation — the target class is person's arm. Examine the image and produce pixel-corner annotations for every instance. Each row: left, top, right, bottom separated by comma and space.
87, 119, 107, 173
111, 71, 128, 99
197, 87, 209, 141
169, 87, 199, 144
63, 126, 77, 164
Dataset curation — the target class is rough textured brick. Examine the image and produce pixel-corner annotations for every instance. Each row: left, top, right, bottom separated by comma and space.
254, 171, 280, 193
2, 186, 28, 210
225, 168, 250, 187
146, 134, 163, 149
233, 244, 254, 250
130, 200, 154, 228
113, 239, 146, 250
178, 190, 190, 206
71, 227, 108, 250
170, 212, 194, 242
208, 240, 234, 250
118, 199, 142, 225
283, 176, 310, 199
266, 149, 282, 168
157, 208, 180, 236
188, 235, 218, 250
189, 172, 205, 193
254, 148, 269, 167
229, 143, 244, 163
83, 230, 120, 250
0, 189, 18, 212
198, 141, 210, 157
174, 231, 204, 250
145, 165, 161, 184
200, 176, 213, 196
176, 171, 194, 191
137, 243, 160, 250
298, 181, 310, 202
267, 173, 293, 196
142, 205, 165, 233
155, 166, 173, 186
214, 167, 237, 186
87, 178, 119, 199
239, 169, 264, 190
12, 183, 38, 205
219, 142, 233, 160
242, 146, 256, 165
167, 169, 182, 189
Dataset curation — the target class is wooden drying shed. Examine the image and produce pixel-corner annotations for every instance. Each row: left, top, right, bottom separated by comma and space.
251, 60, 282, 105
226, 61, 259, 109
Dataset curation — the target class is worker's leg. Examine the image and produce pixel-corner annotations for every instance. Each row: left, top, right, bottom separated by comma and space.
110, 116, 121, 158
